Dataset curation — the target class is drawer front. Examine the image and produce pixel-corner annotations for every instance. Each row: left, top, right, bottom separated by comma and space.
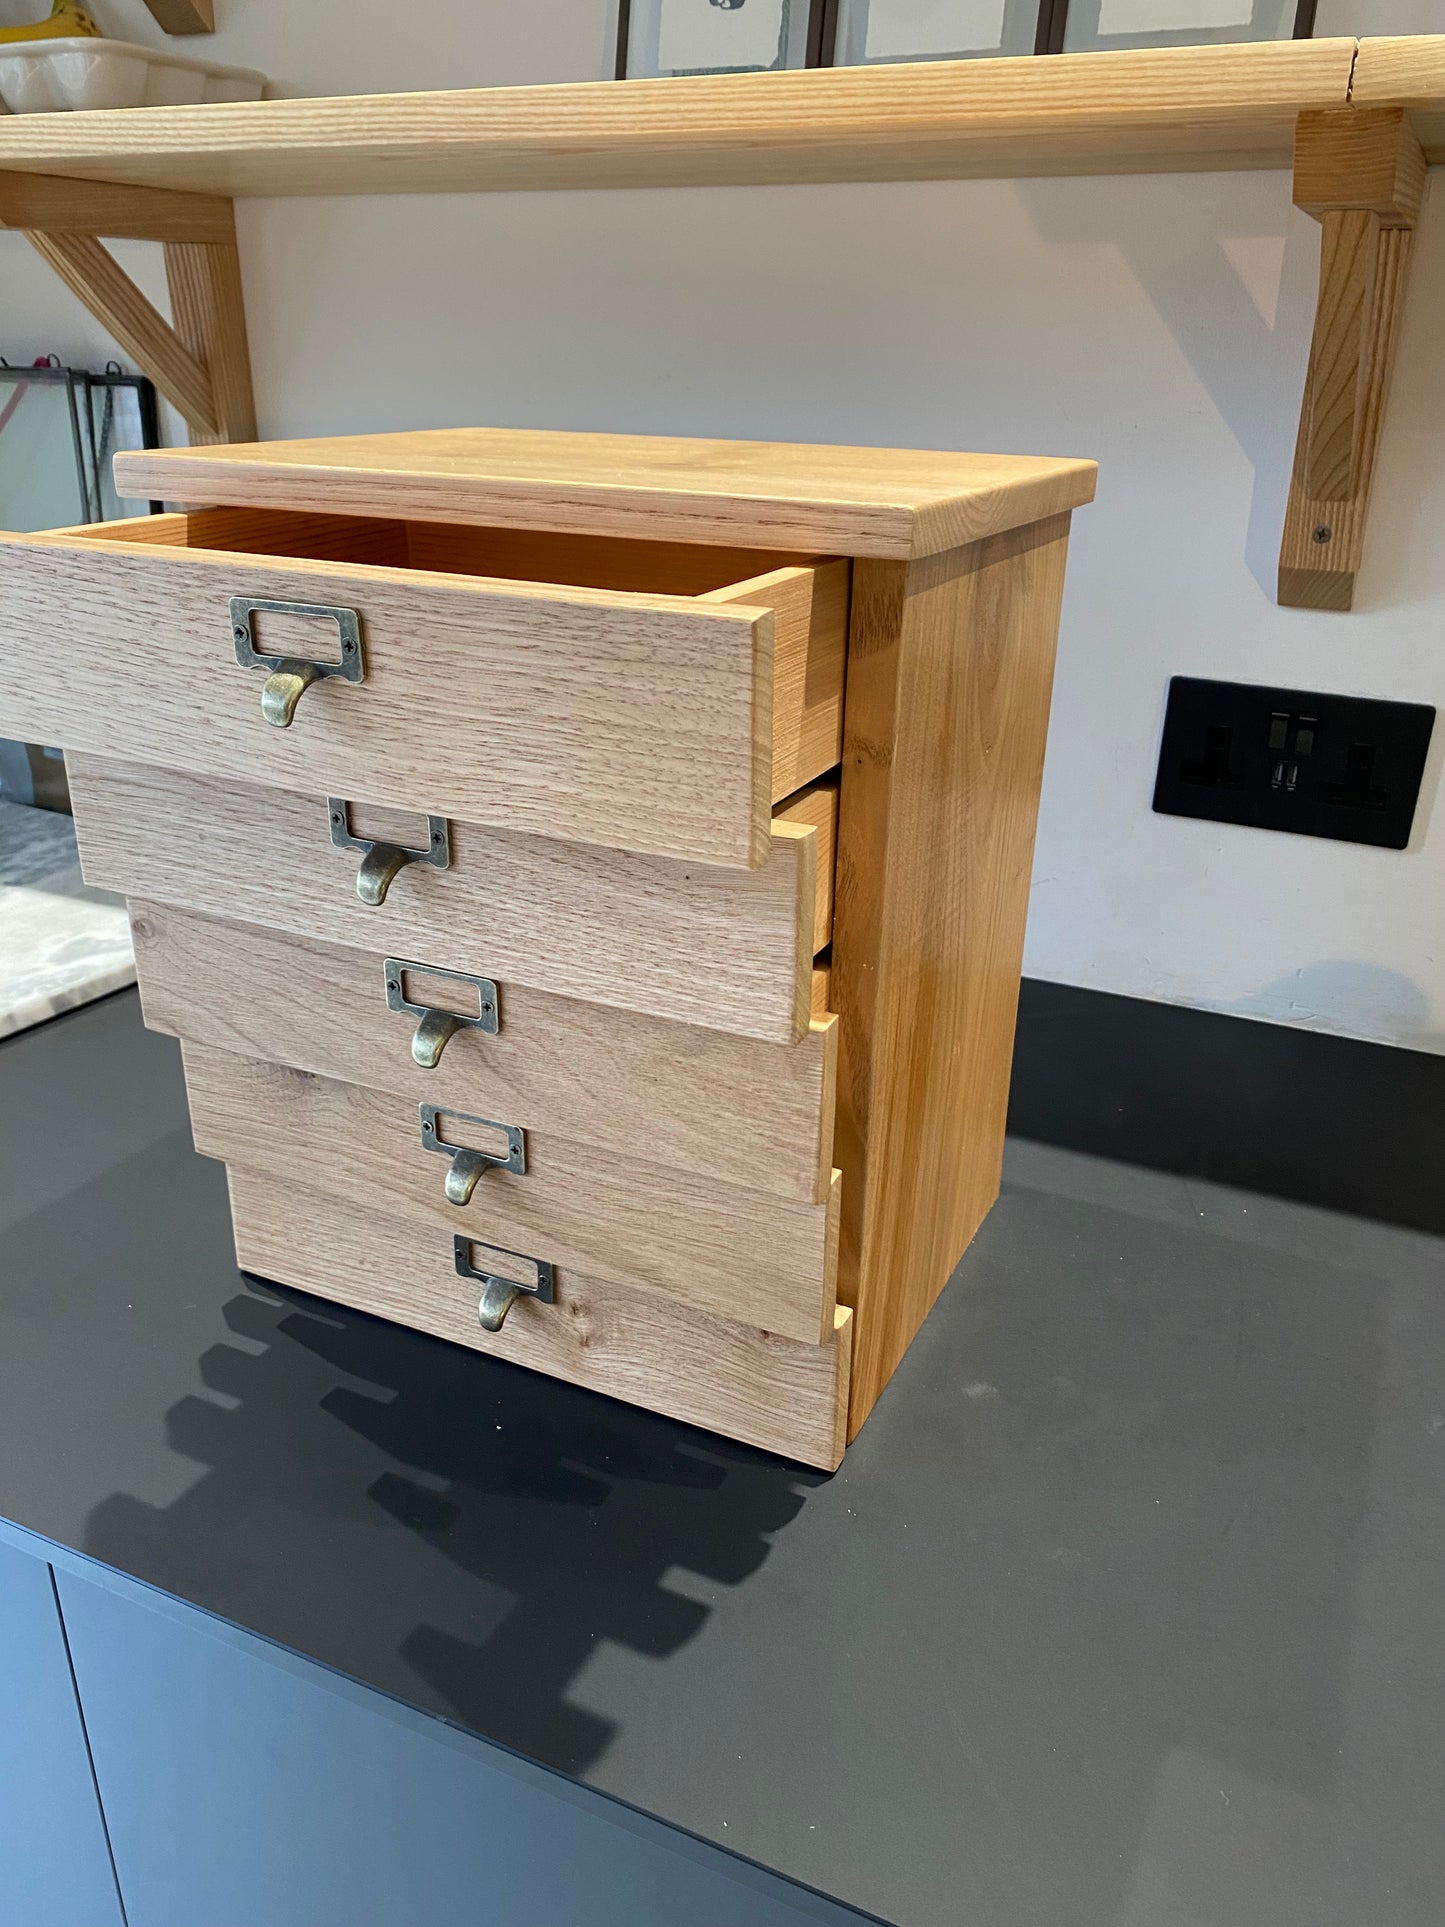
227, 1168, 852, 1471
132, 904, 837, 1206
185, 1044, 840, 1345
69, 756, 819, 1044
0, 532, 774, 869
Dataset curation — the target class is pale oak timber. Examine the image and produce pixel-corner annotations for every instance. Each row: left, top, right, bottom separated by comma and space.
115, 427, 1097, 561
811, 963, 832, 1020
23, 232, 219, 435
1352, 36, 1445, 164
228, 1170, 854, 1470
130, 902, 839, 1206
0, 170, 232, 242
142, 0, 215, 31
0, 40, 1358, 198
4, 428, 1095, 1458
66, 757, 819, 1044
17, 198, 252, 452
774, 777, 839, 955
39, 507, 847, 808
183, 1043, 841, 1345
1279, 108, 1427, 611
833, 515, 1072, 1435
164, 230, 258, 444
0, 526, 778, 869
703, 560, 848, 801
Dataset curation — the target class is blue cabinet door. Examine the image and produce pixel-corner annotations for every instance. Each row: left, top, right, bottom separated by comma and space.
56, 1564, 880, 1927
0, 1537, 125, 1927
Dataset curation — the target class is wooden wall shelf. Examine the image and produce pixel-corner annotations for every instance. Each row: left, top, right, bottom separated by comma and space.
2, 34, 1442, 605
0, 39, 1365, 197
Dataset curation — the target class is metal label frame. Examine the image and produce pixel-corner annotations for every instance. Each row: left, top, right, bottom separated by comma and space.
384, 960, 499, 1034
231, 597, 366, 682
453, 1237, 556, 1305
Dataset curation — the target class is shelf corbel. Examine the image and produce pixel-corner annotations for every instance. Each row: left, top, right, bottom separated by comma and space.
140, 0, 215, 33
1278, 106, 1427, 610
2, 170, 255, 446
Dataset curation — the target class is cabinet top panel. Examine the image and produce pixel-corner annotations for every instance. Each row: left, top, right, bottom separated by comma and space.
115, 427, 1097, 560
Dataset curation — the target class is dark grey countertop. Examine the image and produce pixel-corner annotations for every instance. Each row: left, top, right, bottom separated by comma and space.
3, 990, 1443, 1927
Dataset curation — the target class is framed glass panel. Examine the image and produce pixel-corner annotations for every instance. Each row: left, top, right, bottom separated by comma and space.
831, 0, 1042, 66
619, 0, 822, 79
0, 359, 160, 812
1059, 0, 1312, 52
0, 361, 92, 535
88, 367, 163, 523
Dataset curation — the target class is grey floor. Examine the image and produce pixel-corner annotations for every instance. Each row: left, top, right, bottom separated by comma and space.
0, 991, 1442, 1927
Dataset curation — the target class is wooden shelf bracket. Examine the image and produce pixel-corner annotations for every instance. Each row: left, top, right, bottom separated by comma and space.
2, 171, 255, 447
1279, 106, 1427, 610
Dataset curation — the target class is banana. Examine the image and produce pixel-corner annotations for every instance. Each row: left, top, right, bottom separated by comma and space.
0, 2, 103, 45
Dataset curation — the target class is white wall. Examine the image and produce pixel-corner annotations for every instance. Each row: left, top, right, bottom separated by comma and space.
3, 0, 1443, 1050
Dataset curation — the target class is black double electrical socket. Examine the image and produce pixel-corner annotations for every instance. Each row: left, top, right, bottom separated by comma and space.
1153, 677, 1435, 850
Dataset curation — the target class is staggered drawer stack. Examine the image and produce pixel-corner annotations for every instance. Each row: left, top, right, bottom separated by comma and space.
0, 428, 1094, 1467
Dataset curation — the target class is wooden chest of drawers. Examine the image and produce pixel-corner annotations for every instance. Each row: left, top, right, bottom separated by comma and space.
0, 428, 1094, 1468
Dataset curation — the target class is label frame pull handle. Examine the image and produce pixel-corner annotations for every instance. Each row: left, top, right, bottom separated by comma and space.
453, 1236, 555, 1333
231, 597, 365, 728
420, 1104, 526, 1206
383, 960, 499, 1066
330, 800, 450, 906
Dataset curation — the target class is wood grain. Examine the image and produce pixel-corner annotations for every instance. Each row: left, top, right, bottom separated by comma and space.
164, 230, 258, 445
774, 777, 838, 955
227, 1169, 853, 1469
131, 902, 838, 1204
1352, 37, 1445, 165
0, 170, 232, 241
811, 963, 831, 1019
68, 757, 819, 1044
832, 517, 1073, 1435
112, 427, 1096, 563
35, 508, 847, 808
141, 0, 215, 31
0, 40, 1358, 200
183, 1043, 841, 1344
0, 525, 777, 870
1278, 109, 1425, 612
1292, 106, 1427, 224
704, 560, 848, 800
23, 231, 218, 434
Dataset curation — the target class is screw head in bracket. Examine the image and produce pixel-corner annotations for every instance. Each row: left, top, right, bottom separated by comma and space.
1312, 525, 1332, 544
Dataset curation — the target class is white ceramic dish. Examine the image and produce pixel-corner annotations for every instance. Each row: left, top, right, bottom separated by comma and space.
0, 36, 265, 113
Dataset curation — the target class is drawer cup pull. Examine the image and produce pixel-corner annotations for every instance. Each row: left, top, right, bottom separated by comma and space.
231, 598, 365, 729
453, 1236, 555, 1333
383, 960, 500, 1066
420, 1104, 526, 1206
330, 800, 451, 906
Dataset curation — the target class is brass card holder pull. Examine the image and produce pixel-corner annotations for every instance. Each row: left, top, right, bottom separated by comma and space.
383, 960, 499, 1066
420, 1104, 525, 1206
454, 1236, 555, 1333
231, 597, 365, 728
330, 800, 450, 906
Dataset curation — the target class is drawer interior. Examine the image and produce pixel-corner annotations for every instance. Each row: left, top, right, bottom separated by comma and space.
89, 506, 815, 599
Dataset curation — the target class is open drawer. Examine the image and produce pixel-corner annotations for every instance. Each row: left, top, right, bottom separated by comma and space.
0, 508, 847, 870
